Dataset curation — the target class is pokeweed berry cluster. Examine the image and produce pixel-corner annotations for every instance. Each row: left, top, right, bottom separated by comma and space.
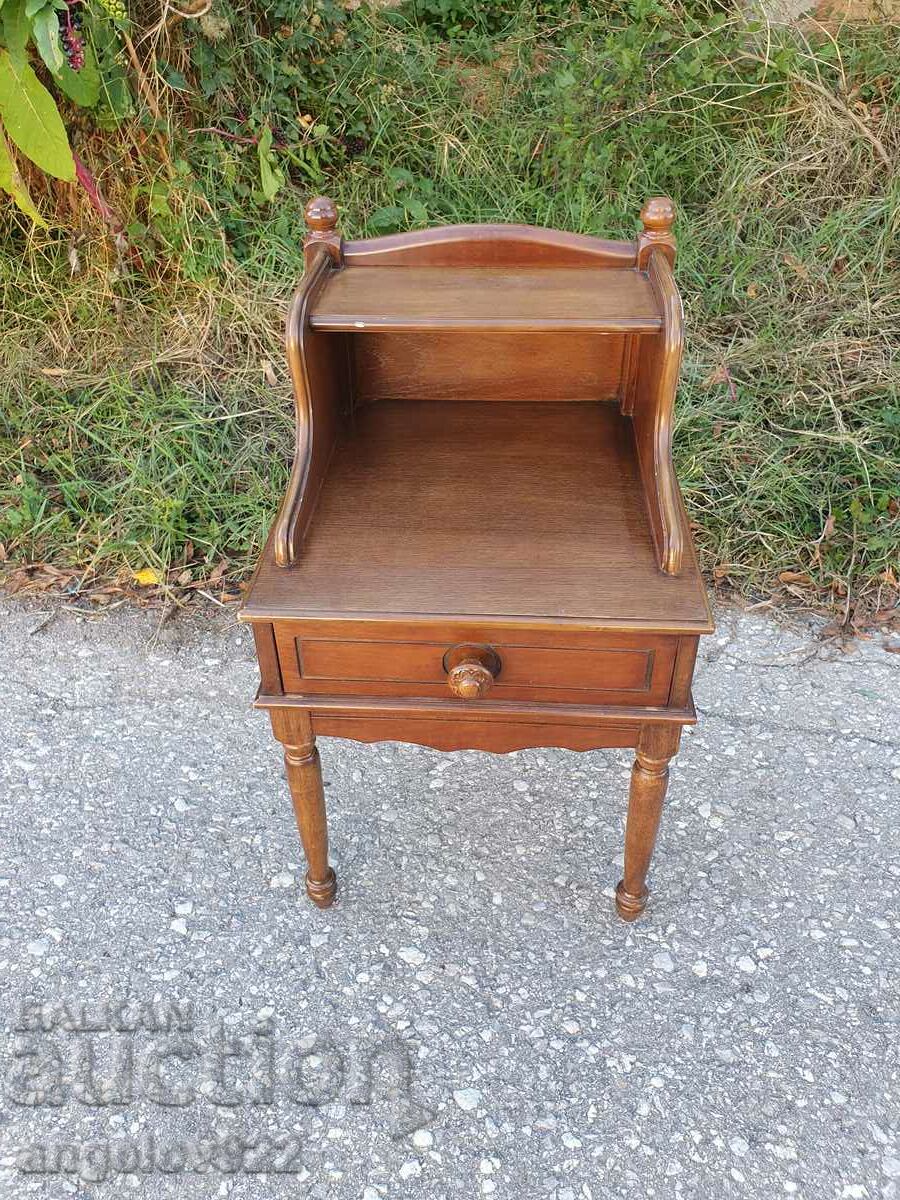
59, 0, 85, 71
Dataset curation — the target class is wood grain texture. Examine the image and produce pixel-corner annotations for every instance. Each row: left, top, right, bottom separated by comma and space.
342, 223, 638, 268
615, 723, 681, 920
353, 331, 625, 403
268, 707, 336, 907
256, 692, 696, 727
632, 249, 685, 575
273, 248, 350, 566
668, 636, 699, 707
273, 623, 677, 706
303, 195, 342, 266
244, 400, 711, 631
309, 267, 661, 333
251, 622, 282, 695
637, 196, 676, 270
309, 713, 639, 753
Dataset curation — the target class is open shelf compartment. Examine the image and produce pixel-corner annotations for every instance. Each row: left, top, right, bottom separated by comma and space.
244, 399, 711, 633
267, 201, 692, 583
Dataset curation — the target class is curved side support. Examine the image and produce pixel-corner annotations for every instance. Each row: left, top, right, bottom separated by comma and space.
343, 224, 637, 268
273, 248, 344, 567
632, 249, 685, 576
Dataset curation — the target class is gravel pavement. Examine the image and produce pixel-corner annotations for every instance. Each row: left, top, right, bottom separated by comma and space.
0, 598, 898, 1200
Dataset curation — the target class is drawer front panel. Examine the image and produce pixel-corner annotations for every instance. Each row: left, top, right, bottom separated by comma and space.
274, 622, 677, 707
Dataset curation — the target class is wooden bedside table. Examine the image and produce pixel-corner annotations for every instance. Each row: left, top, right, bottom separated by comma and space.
239, 196, 713, 920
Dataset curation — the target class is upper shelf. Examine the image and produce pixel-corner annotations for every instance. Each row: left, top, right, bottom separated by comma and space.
308, 266, 663, 333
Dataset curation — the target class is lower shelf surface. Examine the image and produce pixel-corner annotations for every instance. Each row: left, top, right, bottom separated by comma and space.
243, 400, 711, 632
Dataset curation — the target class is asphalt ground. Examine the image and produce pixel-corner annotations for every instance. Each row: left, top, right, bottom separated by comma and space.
1, 598, 898, 1199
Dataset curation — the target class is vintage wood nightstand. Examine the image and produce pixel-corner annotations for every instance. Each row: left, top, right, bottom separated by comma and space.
239, 196, 713, 920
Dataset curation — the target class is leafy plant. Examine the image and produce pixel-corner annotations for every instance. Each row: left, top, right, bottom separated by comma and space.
0, 0, 131, 224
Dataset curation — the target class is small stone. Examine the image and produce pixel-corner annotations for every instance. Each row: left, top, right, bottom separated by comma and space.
269, 871, 295, 889
170, 918, 188, 935
692, 960, 708, 978
174, 900, 193, 915
730, 1136, 749, 1157
453, 1088, 481, 1112
50, 874, 67, 888
736, 955, 756, 974
26, 938, 49, 957
399, 1161, 421, 1180
652, 951, 675, 973
412, 1129, 433, 1149
398, 947, 426, 966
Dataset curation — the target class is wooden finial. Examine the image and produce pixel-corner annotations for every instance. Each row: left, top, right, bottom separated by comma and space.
303, 196, 342, 265
637, 196, 676, 269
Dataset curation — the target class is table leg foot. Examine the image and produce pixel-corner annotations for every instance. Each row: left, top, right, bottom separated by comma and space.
306, 867, 337, 908
614, 881, 649, 921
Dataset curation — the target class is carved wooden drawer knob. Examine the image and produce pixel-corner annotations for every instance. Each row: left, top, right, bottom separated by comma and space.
443, 644, 501, 700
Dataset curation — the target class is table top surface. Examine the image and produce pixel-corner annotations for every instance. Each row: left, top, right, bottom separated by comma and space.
243, 400, 712, 633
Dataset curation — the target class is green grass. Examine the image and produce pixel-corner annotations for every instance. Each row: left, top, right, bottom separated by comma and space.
1, 2, 898, 617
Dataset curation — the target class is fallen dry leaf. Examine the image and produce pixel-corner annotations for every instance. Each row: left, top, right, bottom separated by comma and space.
783, 254, 810, 281
778, 571, 815, 586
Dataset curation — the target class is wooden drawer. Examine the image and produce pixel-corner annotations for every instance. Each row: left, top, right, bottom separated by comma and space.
272, 621, 677, 707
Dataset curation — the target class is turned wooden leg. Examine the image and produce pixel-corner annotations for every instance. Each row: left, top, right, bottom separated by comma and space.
615, 724, 681, 921
284, 740, 337, 907
270, 711, 336, 908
